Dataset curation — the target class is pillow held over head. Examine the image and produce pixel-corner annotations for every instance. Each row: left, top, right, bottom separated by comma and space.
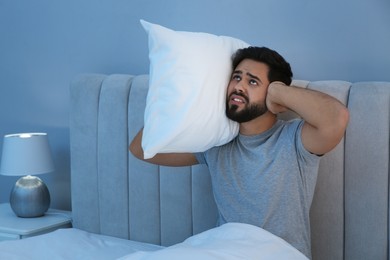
140, 20, 249, 159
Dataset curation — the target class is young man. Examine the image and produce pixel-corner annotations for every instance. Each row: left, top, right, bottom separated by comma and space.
130, 46, 349, 258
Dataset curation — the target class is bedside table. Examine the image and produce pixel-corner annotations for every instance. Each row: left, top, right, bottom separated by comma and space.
0, 203, 72, 241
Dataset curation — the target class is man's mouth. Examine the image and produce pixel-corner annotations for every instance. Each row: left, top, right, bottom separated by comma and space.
229, 93, 248, 105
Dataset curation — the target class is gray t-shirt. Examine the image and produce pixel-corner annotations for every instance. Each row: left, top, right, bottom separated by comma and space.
195, 119, 320, 258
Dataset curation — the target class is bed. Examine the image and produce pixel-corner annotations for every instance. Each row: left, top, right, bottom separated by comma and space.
0, 74, 389, 260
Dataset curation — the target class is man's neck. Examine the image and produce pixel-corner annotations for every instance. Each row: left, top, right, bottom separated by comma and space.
238, 112, 277, 136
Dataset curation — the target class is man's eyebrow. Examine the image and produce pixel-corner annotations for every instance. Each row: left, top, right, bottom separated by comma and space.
232, 70, 262, 83
247, 72, 261, 83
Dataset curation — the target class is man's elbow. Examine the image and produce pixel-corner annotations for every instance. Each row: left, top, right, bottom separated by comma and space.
336, 106, 350, 135
326, 106, 350, 148
129, 141, 144, 160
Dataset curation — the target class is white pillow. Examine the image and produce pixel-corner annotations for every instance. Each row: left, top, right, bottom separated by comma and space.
140, 20, 249, 159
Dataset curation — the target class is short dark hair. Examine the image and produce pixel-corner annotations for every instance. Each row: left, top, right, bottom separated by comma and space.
232, 46, 293, 85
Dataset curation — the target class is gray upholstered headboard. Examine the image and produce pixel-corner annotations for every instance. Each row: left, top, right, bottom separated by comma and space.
70, 74, 390, 260
69, 74, 218, 247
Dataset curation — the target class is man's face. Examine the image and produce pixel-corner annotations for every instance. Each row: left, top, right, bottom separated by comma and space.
226, 59, 270, 123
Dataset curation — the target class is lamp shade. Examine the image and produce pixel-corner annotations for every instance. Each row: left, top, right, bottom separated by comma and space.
0, 133, 54, 176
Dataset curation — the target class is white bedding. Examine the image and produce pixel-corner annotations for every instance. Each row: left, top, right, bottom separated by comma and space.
120, 223, 308, 260
0, 223, 308, 260
0, 228, 162, 260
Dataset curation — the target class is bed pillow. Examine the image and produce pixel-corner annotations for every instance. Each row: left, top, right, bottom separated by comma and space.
140, 20, 249, 159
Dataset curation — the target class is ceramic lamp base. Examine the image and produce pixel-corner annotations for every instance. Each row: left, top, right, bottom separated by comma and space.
10, 175, 50, 218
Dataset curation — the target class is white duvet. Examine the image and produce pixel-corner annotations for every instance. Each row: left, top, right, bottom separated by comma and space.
0, 223, 308, 260
120, 223, 308, 260
0, 228, 162, 260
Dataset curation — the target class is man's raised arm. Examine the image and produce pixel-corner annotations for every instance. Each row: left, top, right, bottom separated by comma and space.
129, 128, 199, 167
266, 82, 349, 155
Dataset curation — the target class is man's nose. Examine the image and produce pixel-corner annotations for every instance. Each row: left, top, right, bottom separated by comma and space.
234, 81, 245, 93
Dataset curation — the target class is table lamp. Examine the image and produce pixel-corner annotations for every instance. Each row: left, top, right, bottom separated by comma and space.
0, 133, 54, 218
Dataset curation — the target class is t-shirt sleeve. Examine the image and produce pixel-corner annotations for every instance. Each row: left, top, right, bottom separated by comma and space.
294, 120, 321, 164
292, 120, 321, 197
195, 152, 207, 165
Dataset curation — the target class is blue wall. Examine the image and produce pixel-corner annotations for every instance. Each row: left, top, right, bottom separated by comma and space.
1, 0, 389, 210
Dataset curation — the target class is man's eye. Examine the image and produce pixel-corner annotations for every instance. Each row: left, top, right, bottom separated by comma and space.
232, 75, 241, 81
249, 79, 258, 85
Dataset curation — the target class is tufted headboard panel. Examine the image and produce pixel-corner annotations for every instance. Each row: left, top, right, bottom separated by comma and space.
70, 74, 390, 260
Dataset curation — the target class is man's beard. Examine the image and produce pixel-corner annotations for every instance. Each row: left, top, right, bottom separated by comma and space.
226, 94, 268, 123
